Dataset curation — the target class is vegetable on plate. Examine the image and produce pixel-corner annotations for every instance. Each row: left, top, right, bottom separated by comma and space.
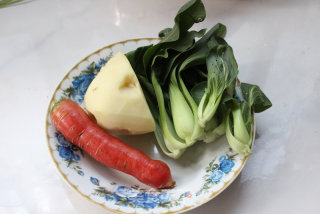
50, 99, 175, 189
84, 52, 155, 135
224, 82, 272, 155
124, 0, 272, 158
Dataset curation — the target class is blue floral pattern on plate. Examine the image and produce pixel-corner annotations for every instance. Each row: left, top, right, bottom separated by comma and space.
92, 181, 172, 209
71, 73, 95, 104
219, 155, 235, 173
55, 132, 84, 176
196, 154, 237, 195
56, 132, 80, 160
88, 154, 236, 210
90, 177, 100, 186
209, 169, 224, 183
62, 59, 107, 105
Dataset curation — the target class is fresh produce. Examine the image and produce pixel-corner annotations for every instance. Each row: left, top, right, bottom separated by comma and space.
224, 82, 272, 154
85, 52, 155, 135
125, 0, 272, 158
50, 99, 174, 189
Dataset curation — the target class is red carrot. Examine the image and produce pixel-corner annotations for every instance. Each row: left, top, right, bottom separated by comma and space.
50, 99, 175, 189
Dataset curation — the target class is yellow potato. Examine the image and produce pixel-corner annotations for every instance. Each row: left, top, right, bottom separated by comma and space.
84, 52, 155, 135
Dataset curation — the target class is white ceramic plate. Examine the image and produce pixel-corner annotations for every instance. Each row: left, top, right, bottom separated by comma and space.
46, 38, 253, 214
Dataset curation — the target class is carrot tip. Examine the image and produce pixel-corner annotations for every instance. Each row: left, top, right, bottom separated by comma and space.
167, 180, 176, 189
158, 180, 175, 189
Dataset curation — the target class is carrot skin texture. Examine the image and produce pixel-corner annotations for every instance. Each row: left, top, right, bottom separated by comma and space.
50, 99, 174, 189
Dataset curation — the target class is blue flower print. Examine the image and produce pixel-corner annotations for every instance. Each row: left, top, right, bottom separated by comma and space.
219, 155, 227, 162
157, 193, 170, 203
71, 73, 95, 104
90, 177, 100, 186
94, 63, 102, 70
116, 186, 137, 197
105, 194, 117, 201
55, 132, 70, 147
58, 146, 76, 160
105, 194, 113, 201
103, 186, 171, 209
78, 171, 84, 176
99, 58, 106, 66
129, 193, 159, 209
114, 188, 168, 209
56, 132, 80, 161
210, 169, 223, 183
73, 153, 80, 161
105, 192, 120, 202
94, 58, 107, 70
218, 156, 235, 173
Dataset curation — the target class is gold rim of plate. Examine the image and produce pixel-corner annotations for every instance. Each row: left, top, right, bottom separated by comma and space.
45, 38, 253, 214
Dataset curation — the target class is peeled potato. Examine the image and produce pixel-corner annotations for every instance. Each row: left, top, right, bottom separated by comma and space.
84, 51, 155, 135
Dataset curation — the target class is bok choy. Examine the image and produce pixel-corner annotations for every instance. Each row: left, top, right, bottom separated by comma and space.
125, 0, 272, 159
225, 82, 272, 155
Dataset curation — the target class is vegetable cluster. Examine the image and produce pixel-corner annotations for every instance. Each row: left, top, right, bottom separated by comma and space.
126, 0, 272, 159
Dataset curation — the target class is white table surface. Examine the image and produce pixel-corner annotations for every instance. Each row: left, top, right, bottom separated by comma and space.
1, 0, 320, 213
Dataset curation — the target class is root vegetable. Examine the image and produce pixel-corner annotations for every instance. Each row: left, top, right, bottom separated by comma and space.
51, 99, 175, 189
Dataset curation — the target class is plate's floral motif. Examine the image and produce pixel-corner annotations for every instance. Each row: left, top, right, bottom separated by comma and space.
71, 73, 95, 104
90, 176, 100, 186
218, 155, 235, 173
196, 154, 237, 196
55, 132, 84, 176
91, 178, 171, 209
87, 154, 236, 210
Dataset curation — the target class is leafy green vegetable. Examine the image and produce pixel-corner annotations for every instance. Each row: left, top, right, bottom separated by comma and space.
174, 23, 229, 143
225, 82, 272, 155
241, 83, 272, 113
190, 81, 207, 104
126, 0, 272, 158
142, 0, 209, 158
169, 67, 195, 142
198, 44, 238, 127
126, 45, 152, 78
151, 71, 188, 157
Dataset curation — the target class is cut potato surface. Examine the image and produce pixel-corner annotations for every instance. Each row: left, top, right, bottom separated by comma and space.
84, 51, 155, 135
